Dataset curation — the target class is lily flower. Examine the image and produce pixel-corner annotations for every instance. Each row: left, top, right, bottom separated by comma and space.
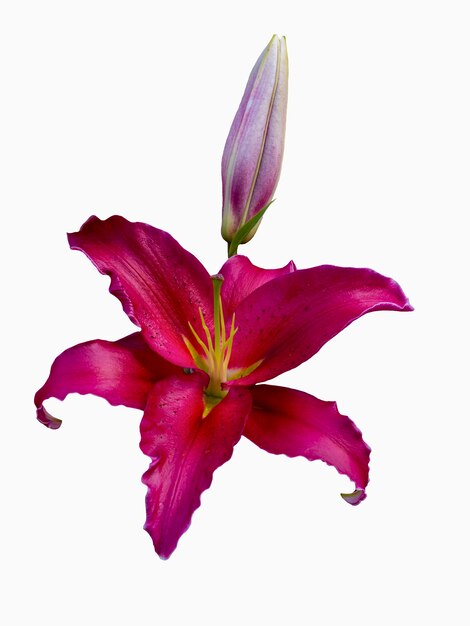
221, 35, 288, 253
35, 215, 412, 559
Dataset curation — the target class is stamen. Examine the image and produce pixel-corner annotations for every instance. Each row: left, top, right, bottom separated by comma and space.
198, 308, 214, 353
182, 273, 242, 416
227, 359, 263, 381
182, 335, 207, 372
188, 320, 211, 359
222, 313, 238, 371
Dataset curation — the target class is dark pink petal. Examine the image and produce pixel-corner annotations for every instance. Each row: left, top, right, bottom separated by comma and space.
229, 265, 413, 385
244, 385, 370, 503
68, 216, 213, 367
35, 333, 178, 429
140, 374, 252, 559
219, 254, 296, 317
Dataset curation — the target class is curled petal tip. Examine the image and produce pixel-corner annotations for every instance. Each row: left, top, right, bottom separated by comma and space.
36, 405, 62, 430
341, 489, 366, 506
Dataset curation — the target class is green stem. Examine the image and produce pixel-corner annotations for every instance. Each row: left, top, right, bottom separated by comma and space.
228, 240, 238, 257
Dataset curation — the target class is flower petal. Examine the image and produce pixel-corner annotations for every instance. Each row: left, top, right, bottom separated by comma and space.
229, 265, 413, 385
35, 333, 178, 428
140, 374, 252, 559
219, 254, 296, 317
244, 384, 370, 502
68, 216, 213, 367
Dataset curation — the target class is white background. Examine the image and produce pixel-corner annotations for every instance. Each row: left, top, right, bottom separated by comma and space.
1, 1, 469, 624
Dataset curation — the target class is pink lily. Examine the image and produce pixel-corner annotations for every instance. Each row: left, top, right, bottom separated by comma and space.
35, 215, 412, 559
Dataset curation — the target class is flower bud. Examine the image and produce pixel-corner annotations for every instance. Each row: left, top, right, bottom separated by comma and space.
221, 35, 288, 249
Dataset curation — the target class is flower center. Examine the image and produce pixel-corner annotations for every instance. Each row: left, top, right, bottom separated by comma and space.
182, 275, 237, 416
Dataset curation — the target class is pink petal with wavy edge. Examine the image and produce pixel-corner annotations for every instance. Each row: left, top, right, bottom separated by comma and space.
35, 333, 178, 428
140, 374, 252, 559
244, 384, 370, 502
68, 216, 213, 368
229, 265, 413, 385
219, 254, 296, 317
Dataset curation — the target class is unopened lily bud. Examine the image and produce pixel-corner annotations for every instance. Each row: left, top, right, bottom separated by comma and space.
221, 35, 288, 251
